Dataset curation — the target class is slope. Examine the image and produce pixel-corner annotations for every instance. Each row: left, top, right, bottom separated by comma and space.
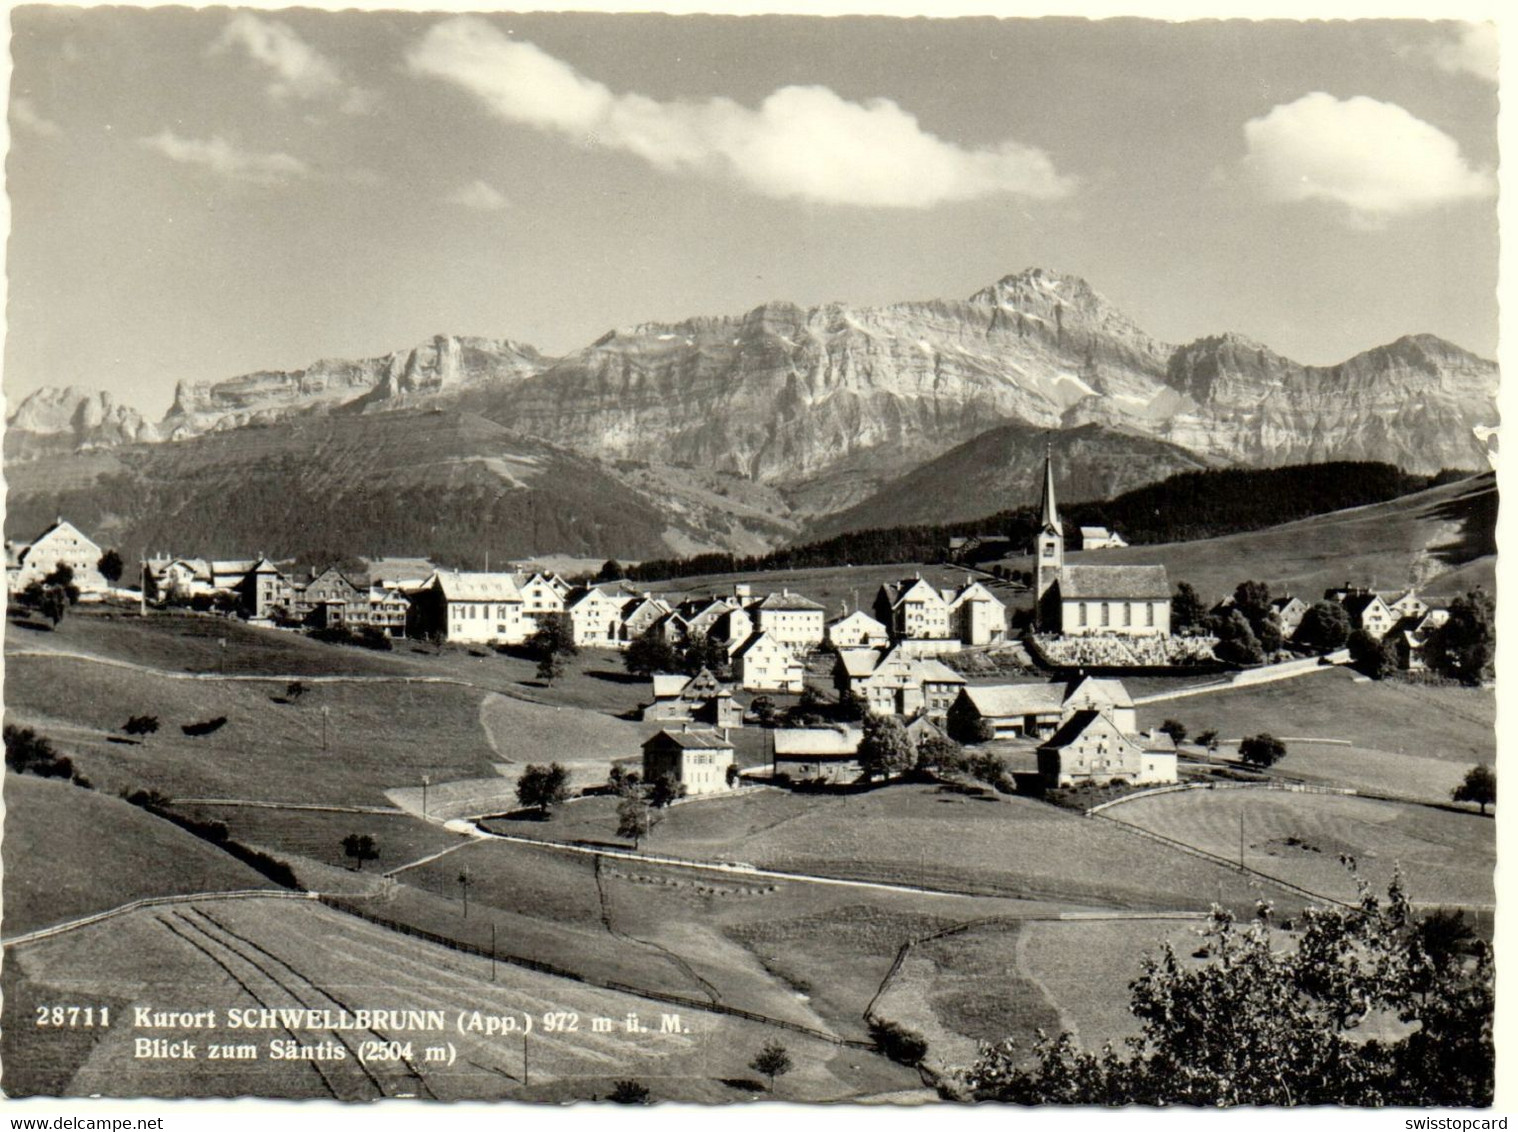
1031, 471, 1496, 603
808, 421, 1217, 538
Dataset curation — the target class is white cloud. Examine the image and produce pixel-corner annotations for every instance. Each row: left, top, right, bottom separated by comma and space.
12, 97, 62, 138
406, 16, 1073, 209
138, 130, 309, 186
1240, 92, 1494, 228
446, 179, 510, 211
213, 13, 375, 113
1428, 23, 1498, 83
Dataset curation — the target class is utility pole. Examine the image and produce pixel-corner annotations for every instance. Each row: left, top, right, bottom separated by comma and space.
491, 923, 497, 983
321, 705, 330, 753
1239, 809, 1245, 870
522, 1033, 529, 1089
422, 774, 430, 819
140, 547, 147, 617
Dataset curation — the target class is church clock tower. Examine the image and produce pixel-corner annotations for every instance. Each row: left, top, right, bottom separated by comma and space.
1034, 445, 1064, 629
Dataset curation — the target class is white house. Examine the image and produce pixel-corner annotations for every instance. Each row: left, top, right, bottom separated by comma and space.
1037, 710, 1177, 789
566, 585, 629, 647
948, 581, 1008, 646
826, 609, 891, 649
410, 571, 527, 644
733, 631, 805, 693
746, 590, 826, 649
1080, 526, 1129, 550
6, 519, 108, 597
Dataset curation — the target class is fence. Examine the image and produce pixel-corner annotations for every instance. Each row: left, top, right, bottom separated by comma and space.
2, 889, 316, 949
317, 895, 877, 1051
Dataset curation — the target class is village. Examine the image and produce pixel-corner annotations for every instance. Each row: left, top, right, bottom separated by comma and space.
5, 452, 1473, 805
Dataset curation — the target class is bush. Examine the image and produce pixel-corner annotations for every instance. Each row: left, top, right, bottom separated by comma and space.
182, 716, 229, 737
871, 1020, 930, 1066
1239, 733, 1287, 768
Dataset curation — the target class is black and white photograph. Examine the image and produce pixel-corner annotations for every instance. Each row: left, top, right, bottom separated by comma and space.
0, 0, 1503, 1113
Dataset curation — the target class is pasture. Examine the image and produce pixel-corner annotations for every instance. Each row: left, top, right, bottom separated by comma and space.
1103, 789, 1494, 907
483, 785, 1311, 914
1, 775, 278, 938
1, 897, 923, 1102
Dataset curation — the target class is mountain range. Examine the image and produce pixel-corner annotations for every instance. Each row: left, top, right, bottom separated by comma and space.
5, 268, 1498, 563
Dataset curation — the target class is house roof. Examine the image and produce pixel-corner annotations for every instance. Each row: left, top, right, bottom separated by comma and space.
651, 673, 689, 698
905, 716, 946, 742
1270, 595, 1306, 611
828, 609, 887, 630
774, 727, 862, 757
1079, 526, 1111, 539
915, 658, 967, 685
1342, 592, 1390, 619
643, 728, 734, 751
431, 571, 523, 602
958, 683, 1066, 717
834, 648, 884, 678
732, 631, 788, 659
1040, 708, 1125, 750
751, 590, 825, 612
949, 581, 1004, 608
211, 559, 257, 577
1064, 676, 1134, 709
1057, 564, 1170, 600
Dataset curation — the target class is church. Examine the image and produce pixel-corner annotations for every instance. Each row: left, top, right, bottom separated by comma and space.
1033, 452, 1171, 637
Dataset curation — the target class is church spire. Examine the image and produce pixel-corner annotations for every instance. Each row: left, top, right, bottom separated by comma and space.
1040, 442, 1063, 537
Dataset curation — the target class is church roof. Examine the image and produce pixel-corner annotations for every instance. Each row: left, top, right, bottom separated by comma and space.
1058, 565, 1170, 600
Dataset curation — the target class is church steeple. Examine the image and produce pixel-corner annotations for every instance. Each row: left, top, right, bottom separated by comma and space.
1033, 440, 1065, 628
1039, 442, 1062, 537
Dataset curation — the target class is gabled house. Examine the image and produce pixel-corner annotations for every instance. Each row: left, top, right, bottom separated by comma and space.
874, 577, 953, 641
947, 683, 1067, 740
408, 571, 527, 644
234, 558, 292, 619
1080, 526, 1129, 551
1386, 589, 1430, 623
733, 631, 805, 693
6, 519, 107, 597
1036, 710, 1177, 789
295, 566, 364, 624
746, 590, 826, 649
682, 598, 739, 640
826, 609, 891, 650
641, 727, 735, 796
513, 571, 568, 632
1270, 595, 1310, 640
709, 606, 755, 655
640, 667, 743, 728
566, 585, 629, 647
1341, 591, 1397, 640
156, 557, 214, 601
364, 587, 411, 636
1392, 608, 1449, 671
948, 581, 1008, 646
1061, 676, 1137, 734
211, 559, 259, 594
620, 595, 673, 643
773, 726, 863, 784
831, 645, 965, 719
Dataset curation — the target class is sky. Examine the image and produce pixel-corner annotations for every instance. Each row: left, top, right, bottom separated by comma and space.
3, 5, 1501, 419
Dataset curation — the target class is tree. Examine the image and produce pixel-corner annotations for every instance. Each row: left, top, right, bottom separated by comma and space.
516, 763, 571, 815
1171, 582, 1207, 633
1257, 613, 1285, 655
527, 613, 579, 685
341, 833, 379, 871
608, 1080, 652, 1104
1159, 719, 1188, 745
647, 772, 685, 809
596, 559, 623, 583
857, 715, 914, 783
97, 549, 124, 585
1195, 729, 1219, 751
1296, 601, 1351, 653
616, 794, 660, 848
835, 689, 870, 723
1232, 580, 1273, 631
916, 732, 966, 775
42, 563, 80, 604
1452, 764, 1495, 815
1426, 590, 1495, 686
678, 632, 730, 677
750, 695, 777, 726
38, 585, 69, 627
1348, 629, 1398, 680
966, 750, 1014, 793
1211, 609, 1264, 666
123, 715, 160, 738
870, 1020, 929, 1066
959, 875, 1494, 1106
750, 1040, 793, 1091
286, 681, 308, 702
1238, 733, 1287, 768
608, 764, 641, 796
4, 724, 76, 780
624, 629, 678, 676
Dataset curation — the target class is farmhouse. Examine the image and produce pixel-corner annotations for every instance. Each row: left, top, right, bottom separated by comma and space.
620, 595, 673, 642
514, 571, 568, 632
733, 631, 805, 693
1270, 595, 1310, 640
875, 577, 953, 641
641, 727, 735, 796
1393, 608, 1450, 671
833, 645, 966, 718
773, 726, 863, 785
6, 518, 108, 597
1386, 589, 1430, 623
1339, 589, 1397, 639
1036, 710, 1178, 789
1080, 526, 1129, 550
948, 581, 1008, 646
827, 608, 891, 649
1061, 676, 1137, 733
947, 683, 1066, 740
566, 585, 629, 647
640, 667, 743, 728
1033, 453, 1170, 637
235, 558, 293, 620
407, 571, 526, 645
